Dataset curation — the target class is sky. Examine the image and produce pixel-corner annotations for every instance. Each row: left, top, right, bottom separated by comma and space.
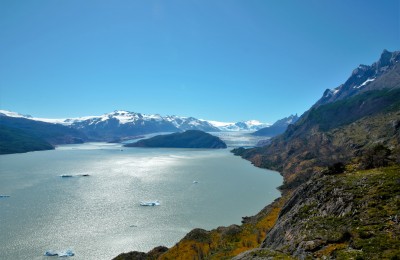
0, 0, 399, 123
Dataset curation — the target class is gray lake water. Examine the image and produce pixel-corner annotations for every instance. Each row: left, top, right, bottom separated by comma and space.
0, 138, 281, 260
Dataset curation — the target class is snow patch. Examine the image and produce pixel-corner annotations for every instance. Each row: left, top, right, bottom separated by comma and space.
0, 110, 28, 118
354, 78, 376, 89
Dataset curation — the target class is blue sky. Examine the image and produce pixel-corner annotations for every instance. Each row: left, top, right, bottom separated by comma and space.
0, 0, 398, 123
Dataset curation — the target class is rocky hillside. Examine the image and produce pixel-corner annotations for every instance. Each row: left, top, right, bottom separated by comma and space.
125, 130, 227, 149
113, 50, 400, 259
235, 166, 400, 259
236, 50, 400, 190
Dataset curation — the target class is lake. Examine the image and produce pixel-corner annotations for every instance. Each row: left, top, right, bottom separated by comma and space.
0, 134, 281, 260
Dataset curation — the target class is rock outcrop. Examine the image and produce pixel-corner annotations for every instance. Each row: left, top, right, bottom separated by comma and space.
235, 166, 400, 259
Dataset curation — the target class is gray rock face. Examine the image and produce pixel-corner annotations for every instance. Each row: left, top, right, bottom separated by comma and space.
260, 173, 355, 259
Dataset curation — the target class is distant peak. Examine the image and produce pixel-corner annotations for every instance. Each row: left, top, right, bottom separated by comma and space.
112, 110, 131, 114
379, 49, 392, 64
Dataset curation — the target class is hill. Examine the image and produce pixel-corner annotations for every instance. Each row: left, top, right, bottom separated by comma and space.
125, 130, 227, 149
0, 115, 87, 154
0, 125, 54, 154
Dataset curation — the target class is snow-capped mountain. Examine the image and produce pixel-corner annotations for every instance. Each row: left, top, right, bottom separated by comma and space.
316, 49, 400, 107
0, 109, 270, 141
207, 120, 270, 131
68, 111, 222, 140
164, 115, 220, 132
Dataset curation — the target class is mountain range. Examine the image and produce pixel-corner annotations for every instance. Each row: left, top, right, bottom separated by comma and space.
0, 109, 281, 154
0, 110, 270, 134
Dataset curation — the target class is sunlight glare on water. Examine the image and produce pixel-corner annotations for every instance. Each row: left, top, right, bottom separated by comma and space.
0, 141, 281, 260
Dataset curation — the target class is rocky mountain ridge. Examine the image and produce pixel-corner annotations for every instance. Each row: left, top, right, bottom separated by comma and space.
236, 49, 400, 190
316, 49, 400, 107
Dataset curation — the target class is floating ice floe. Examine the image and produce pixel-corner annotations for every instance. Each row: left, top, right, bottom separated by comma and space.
44, 249, 74, 257
140, 200, 160, 206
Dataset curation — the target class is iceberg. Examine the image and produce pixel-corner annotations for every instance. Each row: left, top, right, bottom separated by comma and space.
140, 200, 160, 206
44, 249, 74, 257
58, 250, 75, 257
44, 250, 58, 256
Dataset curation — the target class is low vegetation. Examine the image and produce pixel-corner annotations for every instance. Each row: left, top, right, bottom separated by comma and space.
258, 165, 400, 259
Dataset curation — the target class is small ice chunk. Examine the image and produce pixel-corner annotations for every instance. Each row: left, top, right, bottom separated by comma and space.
44, 249, 74, 257
44, 250, 58, 256
58, 249, 74, 257
140, 200, 160, 206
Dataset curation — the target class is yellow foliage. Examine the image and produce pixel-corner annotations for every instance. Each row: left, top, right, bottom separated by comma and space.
159, 196, 287, 259
313, 243, 348, 258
